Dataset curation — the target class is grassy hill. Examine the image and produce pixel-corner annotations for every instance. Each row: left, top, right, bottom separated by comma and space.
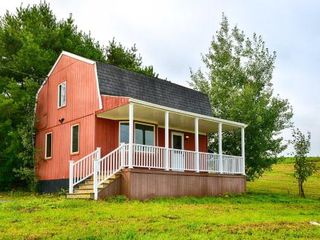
248, 159, 320, 198
0, 162, 319, 239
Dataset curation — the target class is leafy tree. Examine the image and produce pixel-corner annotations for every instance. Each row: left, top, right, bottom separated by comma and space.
0, 2, 158, 190
0, 2, 106, 190
190, 14, 293, 180
291, 128, 317, 198
106, 38, 158, 77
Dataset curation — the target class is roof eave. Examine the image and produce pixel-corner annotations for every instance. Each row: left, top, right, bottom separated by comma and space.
129, 98, 247, 128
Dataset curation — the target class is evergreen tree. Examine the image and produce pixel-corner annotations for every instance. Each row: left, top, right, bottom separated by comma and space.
106, 38, 158, 77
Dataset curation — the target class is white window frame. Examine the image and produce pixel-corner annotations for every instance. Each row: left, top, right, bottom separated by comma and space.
171, 131, 184, 150
134, 122, 156, 146
57, 81, 66, 108
119, 121, 129, 145
44, 132, 52, 159
118, 121, 155, 146
70, 124, 80, 154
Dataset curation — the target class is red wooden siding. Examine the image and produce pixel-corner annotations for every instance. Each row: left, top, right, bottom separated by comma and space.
158, 127, 208, 152
35, 54, 209, 181
35, 55, 100, 180
35, 115, 96, 180
95, 121, 207, 159
95, 118, 119, 157
99, 95, 129, 112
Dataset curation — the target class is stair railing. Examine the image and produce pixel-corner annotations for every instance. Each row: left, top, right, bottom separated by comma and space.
69, 147, 101, 194
93, 143, 127, 200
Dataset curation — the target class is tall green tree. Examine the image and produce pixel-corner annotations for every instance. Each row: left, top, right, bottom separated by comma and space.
190, 15, 293, 180
0, 2, 106, 190
106, 38, 158, 77
0, 2, 157, 190
291, 128, 317, 198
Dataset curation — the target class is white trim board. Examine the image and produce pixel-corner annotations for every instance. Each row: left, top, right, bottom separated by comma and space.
44, 132, 52, 159
47, 51, 95, 77
94, 63, 103, 110
70, 124, 80, 155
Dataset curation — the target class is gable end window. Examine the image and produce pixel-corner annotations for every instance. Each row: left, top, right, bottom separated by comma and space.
58, 81, 66, 108
71, 124, 79, 154
45, 132, 52, 159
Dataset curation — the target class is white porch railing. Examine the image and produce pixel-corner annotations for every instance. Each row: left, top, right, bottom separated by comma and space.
93, 144, 127, 200
132, 144, 165, 169
69, 147, 101, 194
70, 143, 245, 199
222, 154, 244, 175
125, 143, 244, 174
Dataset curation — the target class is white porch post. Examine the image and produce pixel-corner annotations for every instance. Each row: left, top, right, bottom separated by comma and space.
69, 160, 74, 194
120, 143, 125, 168
165, 111, 170, 171
93, 160, 99, 200
241, 127, 245, 175
128, 103, 134, 168
195, 118, 199, 173
93, 147, 101, 200
218, 122, 223, 174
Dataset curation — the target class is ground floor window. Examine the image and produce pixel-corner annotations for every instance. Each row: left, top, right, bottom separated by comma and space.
71, 124, 79, 154
45, 132, 52, 159
119, 122, 155, 146
135, 123, 154, 146
120, 122, 129, 143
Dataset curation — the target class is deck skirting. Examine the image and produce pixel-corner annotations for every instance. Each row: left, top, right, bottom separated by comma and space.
118, 168, 246, 200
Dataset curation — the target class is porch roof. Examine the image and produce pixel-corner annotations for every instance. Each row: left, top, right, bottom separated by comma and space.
97, 98, 246, 133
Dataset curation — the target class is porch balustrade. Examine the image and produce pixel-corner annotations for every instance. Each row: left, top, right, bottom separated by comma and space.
126, 144, 244, 174
69, 143, 245, 199
117, 143, 244, 174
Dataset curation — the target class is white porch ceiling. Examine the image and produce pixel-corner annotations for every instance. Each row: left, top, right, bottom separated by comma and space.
97, 103, 241, 134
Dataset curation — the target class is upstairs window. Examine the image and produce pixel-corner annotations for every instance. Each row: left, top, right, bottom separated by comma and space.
71, 124, 79, 154
58, 81, 66, 108
45, 132, 52, 159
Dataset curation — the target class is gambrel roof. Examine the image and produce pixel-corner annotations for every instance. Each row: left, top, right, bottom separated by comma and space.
96, 62, 213, 117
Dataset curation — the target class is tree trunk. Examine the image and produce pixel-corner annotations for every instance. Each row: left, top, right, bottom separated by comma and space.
298, 179, 305, 198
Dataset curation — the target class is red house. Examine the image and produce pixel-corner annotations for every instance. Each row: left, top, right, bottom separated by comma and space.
35, 51, 247, 200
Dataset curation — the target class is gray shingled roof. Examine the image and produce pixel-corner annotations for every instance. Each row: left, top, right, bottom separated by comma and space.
96, 62, 213, 116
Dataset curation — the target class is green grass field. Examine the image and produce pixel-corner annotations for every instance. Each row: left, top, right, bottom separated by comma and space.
1, 162, 319, 240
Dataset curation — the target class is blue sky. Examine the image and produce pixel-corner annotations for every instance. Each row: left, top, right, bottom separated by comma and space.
1, 0, 319, 156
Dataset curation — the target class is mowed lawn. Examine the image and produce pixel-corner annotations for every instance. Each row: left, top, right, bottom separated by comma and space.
0, 162, 320, 240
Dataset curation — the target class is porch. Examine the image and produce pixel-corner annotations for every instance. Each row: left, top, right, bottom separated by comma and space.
97, 98, 246, 172
68, 98, 247, 200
